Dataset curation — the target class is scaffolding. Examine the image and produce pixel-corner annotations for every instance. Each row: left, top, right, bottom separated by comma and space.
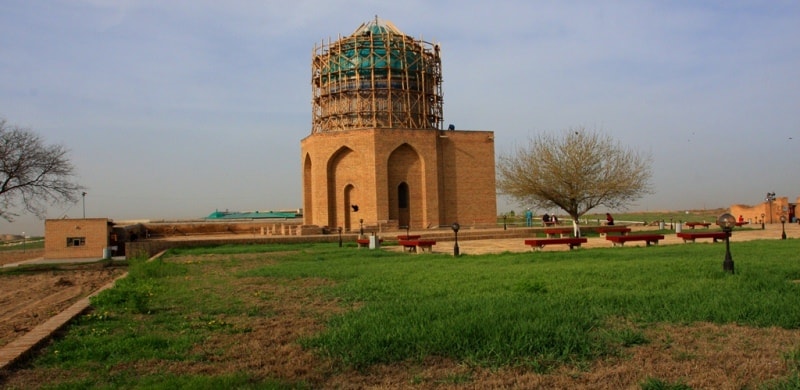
311, 17, 443, 133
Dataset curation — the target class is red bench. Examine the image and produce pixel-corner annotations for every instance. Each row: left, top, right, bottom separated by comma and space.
606, 234, 664, 247
398, 239, 436, 253
397, 235, 421, 240
677, 232, 727, 243
544, 228, 573, 238
595, 226, 631, 236
356, 238, 384, 248
685, 222, 711, 229
524, 237, 587, 251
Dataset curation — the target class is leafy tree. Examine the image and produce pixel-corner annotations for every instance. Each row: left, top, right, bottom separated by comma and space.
0, 118, 84, 221
497, 127, 653, 235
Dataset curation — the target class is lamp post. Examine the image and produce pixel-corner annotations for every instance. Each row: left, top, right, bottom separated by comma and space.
82, 191, 87, 218
451, 222, 460, 257
780, 215, 787, 240
718, 213, 736, 274
359, 218, 364, 236
337, 227, 342, 248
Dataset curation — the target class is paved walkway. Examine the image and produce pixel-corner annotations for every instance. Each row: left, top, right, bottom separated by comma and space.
385, 222, 799, 255
1, 256, 125, 268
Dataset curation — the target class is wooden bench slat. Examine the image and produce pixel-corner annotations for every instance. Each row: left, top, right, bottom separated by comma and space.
524, 237, 587, 251
605, 234, 664, 247
676, 232, 727, 243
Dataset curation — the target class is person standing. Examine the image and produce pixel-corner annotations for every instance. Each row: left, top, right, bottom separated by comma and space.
525, 209, 533, 227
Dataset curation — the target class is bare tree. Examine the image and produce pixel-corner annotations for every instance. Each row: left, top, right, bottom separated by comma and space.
497, 127, 653, 235
0, 118, 84, 221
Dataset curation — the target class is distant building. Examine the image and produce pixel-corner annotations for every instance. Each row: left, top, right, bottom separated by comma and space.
730, 196, 798, 224
301, 17, 497, 232
44, 218, 113, 259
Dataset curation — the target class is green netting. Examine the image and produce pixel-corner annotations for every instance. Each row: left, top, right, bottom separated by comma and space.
321, 35, 424, 82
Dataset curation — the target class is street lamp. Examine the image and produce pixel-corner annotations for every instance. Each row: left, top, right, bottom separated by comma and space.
337, 227, 342, 248
717, 213, 736, 274
82, 191, 87, 218
451, 222, 460, 256
780, 215, 787, 240
359, 218, 364, 236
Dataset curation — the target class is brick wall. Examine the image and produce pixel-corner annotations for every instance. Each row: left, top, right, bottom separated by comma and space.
301, 128, 496, 231
44, 218, 110, 259
730, 196, 798, 224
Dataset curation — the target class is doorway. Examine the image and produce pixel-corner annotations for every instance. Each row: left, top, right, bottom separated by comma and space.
398, 182, 409, 227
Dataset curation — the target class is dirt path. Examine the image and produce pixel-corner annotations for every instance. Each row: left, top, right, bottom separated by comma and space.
0, 250, 125, 348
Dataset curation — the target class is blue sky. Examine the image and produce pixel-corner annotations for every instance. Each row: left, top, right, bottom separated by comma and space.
1, 1, 798, 235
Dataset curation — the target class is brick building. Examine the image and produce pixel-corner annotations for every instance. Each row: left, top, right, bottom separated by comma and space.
301, 18, 497, 232
730, 196, 798, 224
44, 218, 113, 259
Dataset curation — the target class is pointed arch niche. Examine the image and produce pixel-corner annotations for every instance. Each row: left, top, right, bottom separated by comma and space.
327, 146, 360, 230
387, 144, 422, 228
303, 153, 313, 223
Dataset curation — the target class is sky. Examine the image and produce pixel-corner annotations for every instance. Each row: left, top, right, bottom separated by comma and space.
1, 0, 798, 236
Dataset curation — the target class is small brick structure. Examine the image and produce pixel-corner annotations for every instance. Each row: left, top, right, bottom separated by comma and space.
44, 218, 112, 259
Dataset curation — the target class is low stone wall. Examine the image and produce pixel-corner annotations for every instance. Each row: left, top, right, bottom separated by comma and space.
126, 234, 346, 259
125, 225, 632, 260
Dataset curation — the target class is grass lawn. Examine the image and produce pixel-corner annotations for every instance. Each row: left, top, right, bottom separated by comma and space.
3, 240, 800, 389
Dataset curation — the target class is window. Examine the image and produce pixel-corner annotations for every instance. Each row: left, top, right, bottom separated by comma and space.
66, 237, 86, 247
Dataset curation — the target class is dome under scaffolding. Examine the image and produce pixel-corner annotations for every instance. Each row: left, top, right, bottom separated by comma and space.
311, 17, 443, 133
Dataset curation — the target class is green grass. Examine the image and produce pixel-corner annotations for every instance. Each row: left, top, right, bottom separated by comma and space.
0, 238, 44, 251
15, 239, 800, 388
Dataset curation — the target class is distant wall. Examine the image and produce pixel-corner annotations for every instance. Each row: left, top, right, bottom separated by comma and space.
730, 197, 794, 224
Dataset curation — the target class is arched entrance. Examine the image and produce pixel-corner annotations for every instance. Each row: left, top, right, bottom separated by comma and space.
387, 143, 422, 228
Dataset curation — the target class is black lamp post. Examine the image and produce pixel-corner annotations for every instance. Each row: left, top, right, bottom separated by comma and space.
780, 215, 787, 240
451, 222, 460, 256
761, 213, 765, 230
359, 218, 364, 236
503, 215, 507, 230
337, 227, 342, 248
82, 191, 87, 218
718, 213, 735, 274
